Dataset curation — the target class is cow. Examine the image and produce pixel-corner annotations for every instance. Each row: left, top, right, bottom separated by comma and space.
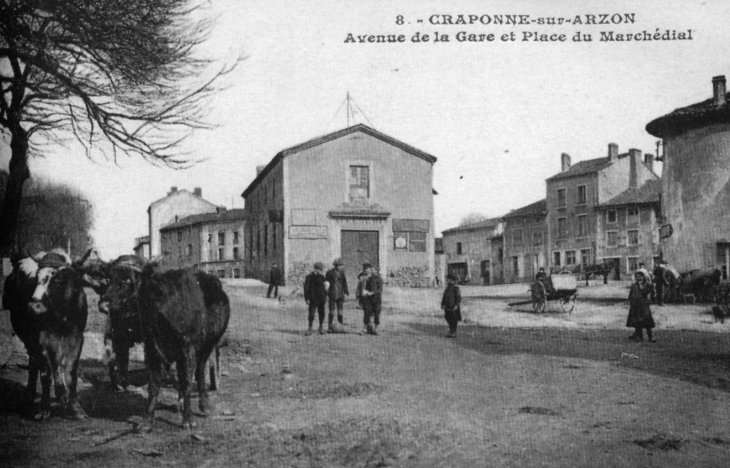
99, 263, 230, 429
2, 250, 90, 420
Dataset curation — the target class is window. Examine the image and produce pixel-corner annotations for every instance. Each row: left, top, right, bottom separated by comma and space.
218, 231, 225, 245
272, 179, 275, 199
557, 217, 568, 239
581, 249, 591, 265
177, 230, 183, 242
256, 230, 260, 256
272, 224, 277, 252
512, 256, 519, 278
349, 165, 370, 202
577, 215, 588, 238
513, 229, 523, 247
233, 268, 240, 279
233, 231, 240, 245
566, 250, 576, 266
532, 229, 542, 246
628, 230, 639, 246
557, 188, 567, 208
186, 244, 192, 256
217, 269, 225, 279
554, 251, 561, 267
263, 185, 267, 205
607, 231, 618, 247
264, 224, 268, 256
233, 247, 239, 260
628, 257, 639, 272
218, 248, 224, 261
607, 210, 617, 224
457, 242, 462, 255
628, 207, 639, 225
577, 185, 587, 205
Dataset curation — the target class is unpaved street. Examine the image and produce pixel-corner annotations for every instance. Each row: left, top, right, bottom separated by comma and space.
2, 281, 730, 467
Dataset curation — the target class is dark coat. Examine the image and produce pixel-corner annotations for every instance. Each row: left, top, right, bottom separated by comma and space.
365, 273, 383, 299
304, 272, 327, 304
626, 282, 655, 328
441, 283, 462, 322
269, 266, 282, 286
325, 268, 349, 300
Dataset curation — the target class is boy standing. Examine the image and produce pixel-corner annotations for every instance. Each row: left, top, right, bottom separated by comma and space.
361, 263, 383, 335
304, 262, 328, 335
325, 258, 349, 327
441, 273, 462, 338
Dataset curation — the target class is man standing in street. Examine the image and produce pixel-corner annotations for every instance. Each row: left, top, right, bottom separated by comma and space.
361, 263, 383, 335
326, 258, 349, 328
304, 262, 328, 335
653, 262, 668, 306
267, 262, 282, 299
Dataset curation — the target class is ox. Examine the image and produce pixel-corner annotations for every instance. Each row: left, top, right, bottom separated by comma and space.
2, 251, 90, 420
100, 263, 230, 429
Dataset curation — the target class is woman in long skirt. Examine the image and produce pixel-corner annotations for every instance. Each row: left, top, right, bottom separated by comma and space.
627, 270, 656, 342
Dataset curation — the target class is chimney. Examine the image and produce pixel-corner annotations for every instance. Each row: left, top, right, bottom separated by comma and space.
629, 148, 643, 189
607, 143, 618, 162
561, 153, 571, 172
193, 187, 202, 197
713, 75, 726, 107
256, 165, 266, 176
644, 153, 654, 174
168, 186, 178, 196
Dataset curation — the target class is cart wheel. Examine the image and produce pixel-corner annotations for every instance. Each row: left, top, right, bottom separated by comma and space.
561, 294, 576, 314
531, 282, 546, 314
208, 347, 222, 391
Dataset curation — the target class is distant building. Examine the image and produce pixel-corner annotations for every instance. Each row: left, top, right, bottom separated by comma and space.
501, 199, 547, 283
646, 75, 730, 277
595, 179, 662, 280
147, 187, 216, 258
133, 235, 150, 259
242, 124, 437, 287
441, 218, 503, 285
545, 145, 658, 276
159, 208, 245, 278
434, 237, 445, 286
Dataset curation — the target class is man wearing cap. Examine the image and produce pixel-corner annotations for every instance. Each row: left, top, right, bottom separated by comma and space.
267, 262, 282, 299
325, 258, 349, 328
303, 262, 328, 335
360, 263, 383, 335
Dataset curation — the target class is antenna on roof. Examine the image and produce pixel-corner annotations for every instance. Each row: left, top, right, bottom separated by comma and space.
324, 93, 376, 133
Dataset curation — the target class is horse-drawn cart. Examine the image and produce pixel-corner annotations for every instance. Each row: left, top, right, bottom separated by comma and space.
509, 272, 578, 314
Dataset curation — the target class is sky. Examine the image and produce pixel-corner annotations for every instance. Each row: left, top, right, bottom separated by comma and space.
2, 0, 730, 260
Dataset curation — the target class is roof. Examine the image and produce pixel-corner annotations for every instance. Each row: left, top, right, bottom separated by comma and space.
646, 92, 730, 138
442, 217, 501, 235
501, 199, 547, 220
160, 209, 245, 231
242, 124, 438, 198
147, 189, 215, 212
546, 157, 613, 181
597, 179, 661, 209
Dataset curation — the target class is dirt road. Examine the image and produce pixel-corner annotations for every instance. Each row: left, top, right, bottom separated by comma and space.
2, 281, 730, 467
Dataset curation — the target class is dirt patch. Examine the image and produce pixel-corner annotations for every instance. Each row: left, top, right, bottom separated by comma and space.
518, 406, 561, 416
634, 434, 685, 451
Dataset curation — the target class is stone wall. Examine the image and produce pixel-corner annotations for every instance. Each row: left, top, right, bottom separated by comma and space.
387, 265, 431, 287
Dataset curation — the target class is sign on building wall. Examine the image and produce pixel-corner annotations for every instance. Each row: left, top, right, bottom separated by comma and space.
659, 224, 673, 239
289, 225, 327, 239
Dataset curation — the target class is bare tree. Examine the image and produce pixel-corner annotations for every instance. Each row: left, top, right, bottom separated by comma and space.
0, 0, 239, 254
459, 213, 490, 226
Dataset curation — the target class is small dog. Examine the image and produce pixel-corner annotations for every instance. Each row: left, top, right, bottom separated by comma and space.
712, 306, 727, 324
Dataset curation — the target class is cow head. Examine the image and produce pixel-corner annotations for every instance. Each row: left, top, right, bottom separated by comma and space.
28, 251, 73, 315
99, 255, 145, 317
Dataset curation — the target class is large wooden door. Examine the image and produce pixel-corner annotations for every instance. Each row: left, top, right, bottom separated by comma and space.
341, 230, 379, 285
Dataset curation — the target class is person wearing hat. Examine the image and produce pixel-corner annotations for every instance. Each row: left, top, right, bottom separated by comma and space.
441, 273, 462, 338
360, 263, 383, 335
303, 262, 328, 335
267, 262, 282, 299
325, 258, 349, 329
626, 269, 656, 342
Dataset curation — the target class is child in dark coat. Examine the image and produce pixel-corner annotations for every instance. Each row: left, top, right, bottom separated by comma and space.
304, 262, 328, 335
627, 270, 656, 342
441, 273, 462, 338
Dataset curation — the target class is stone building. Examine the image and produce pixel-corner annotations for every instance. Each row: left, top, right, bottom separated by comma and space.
147, 187, 216, 258
646, 75, 730, 278
546, 145, 657, 274
501, 199, 547, 283
241, 124, 437, 287
159, 208, 245, 278
441, 219, 503, 285
133, 235, 150, 259
595, 179, 662, 280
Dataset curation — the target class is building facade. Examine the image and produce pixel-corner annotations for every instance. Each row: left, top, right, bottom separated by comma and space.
646, 75, 730, 278
441, 219, 503, 285
501, 199, 547, 283
242, 124, 437, 287
595, 179, 662, 280
159, 208, 245, 278
133, 235, 150, 259
545, 145, 658, 275
147, 187, 217, 258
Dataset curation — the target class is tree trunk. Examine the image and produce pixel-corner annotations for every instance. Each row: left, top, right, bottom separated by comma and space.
0, 126, 30, 256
